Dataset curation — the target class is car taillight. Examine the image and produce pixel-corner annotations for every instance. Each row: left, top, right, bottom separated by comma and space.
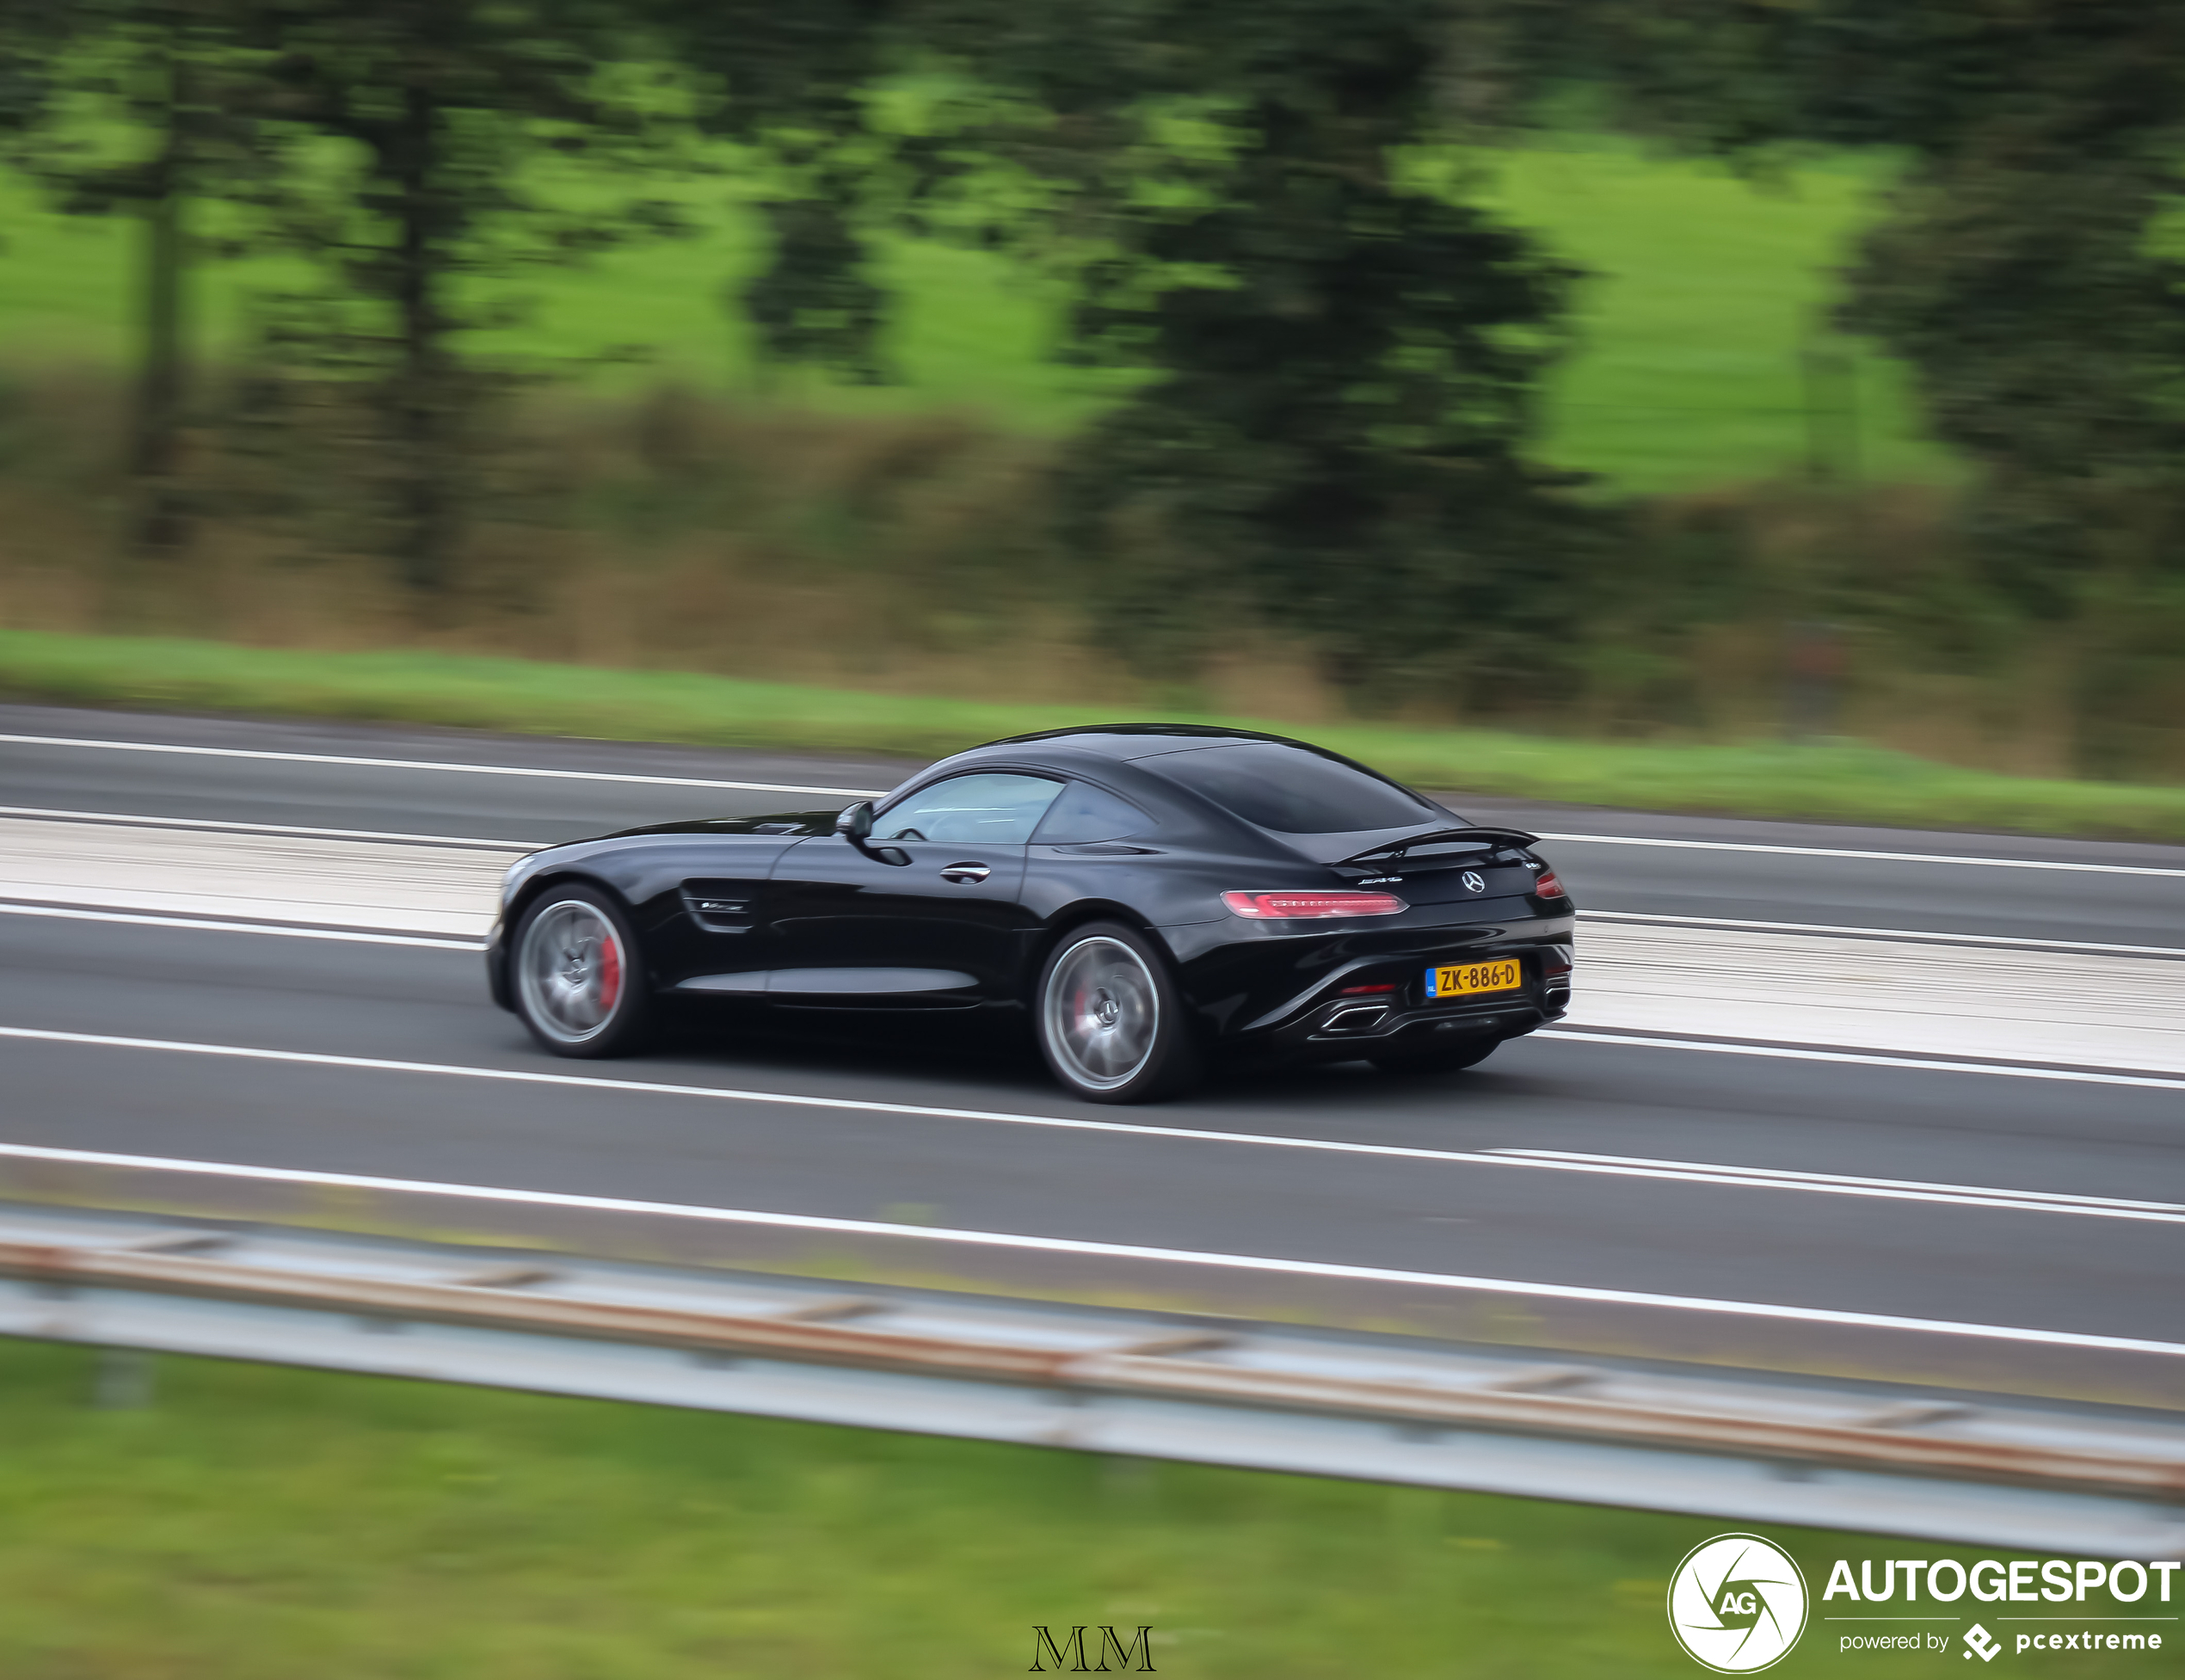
1222, 890, 1406, 920
1532, 870, 1566, 900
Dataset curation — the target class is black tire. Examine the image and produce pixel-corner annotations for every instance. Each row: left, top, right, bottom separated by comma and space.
509, 883, 655, 1058
1370, 1036, 1501, 1076
1033, 921, 1202, 1104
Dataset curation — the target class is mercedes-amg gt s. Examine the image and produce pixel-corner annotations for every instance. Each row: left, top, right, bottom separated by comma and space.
487, 725, 1575, 1102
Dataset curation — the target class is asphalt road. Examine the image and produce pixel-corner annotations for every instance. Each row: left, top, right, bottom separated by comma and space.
3, 704, 2182, 1390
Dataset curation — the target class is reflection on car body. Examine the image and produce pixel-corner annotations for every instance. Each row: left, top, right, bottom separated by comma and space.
486, 725, 1576, 1103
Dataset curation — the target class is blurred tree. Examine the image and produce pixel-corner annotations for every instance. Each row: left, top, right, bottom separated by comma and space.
0, 0, 276, 551
1585, 2, 2185, 618
248, 0, 686, 591
646, 0, 905, 382
0, 0, 65, 138
926, 0, 1597, 707
1572, 0, 2185, 769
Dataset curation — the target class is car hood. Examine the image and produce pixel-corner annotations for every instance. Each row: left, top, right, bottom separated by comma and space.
602, 809, 843, 840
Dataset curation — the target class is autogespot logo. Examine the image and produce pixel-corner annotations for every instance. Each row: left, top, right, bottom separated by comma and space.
1669, 1533, 1810, 1672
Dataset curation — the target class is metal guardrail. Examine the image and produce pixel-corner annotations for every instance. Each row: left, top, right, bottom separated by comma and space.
3, 1203, 2181, 1558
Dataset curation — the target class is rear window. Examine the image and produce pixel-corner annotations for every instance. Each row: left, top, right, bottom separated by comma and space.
1145, 743, 1432, 834
1032, 780, 1154, 844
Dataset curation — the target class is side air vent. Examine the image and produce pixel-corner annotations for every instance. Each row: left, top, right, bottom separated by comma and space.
681, 883, 757, 932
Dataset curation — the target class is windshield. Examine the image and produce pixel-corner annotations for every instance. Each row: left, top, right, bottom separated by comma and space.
1144, 742, 1433, 834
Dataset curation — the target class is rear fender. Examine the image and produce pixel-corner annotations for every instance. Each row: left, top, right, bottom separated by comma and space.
1029, 905, 1216, 1048
1029, 902, 1178, 995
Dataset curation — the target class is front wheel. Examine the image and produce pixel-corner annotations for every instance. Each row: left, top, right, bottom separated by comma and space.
511, 885, 654, 1058
1034, 922, 1201, 1104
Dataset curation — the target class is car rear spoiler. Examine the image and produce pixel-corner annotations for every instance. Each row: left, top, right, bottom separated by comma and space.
1335, 825, 1541, 866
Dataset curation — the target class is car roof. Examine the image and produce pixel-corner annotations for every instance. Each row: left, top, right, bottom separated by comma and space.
891, 724, 1483, 862
977, 723, 1339, 762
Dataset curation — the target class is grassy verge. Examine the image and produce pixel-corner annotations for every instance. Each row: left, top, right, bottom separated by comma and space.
0, 1339, 2087, 1677
6, 627, 2185, 840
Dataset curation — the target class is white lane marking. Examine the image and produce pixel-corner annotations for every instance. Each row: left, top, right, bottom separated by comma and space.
1581, 909, 2185, 960
1537, 1028, 2185, 1090
0, 733, 891, 800
1487, 1149, 2185, 1222
4, 1025, 2179, 1222
0, 804, 533, 851
0, 1136, 2177, 1358
1537, 831, 2185, 879
0, 902, 481, 951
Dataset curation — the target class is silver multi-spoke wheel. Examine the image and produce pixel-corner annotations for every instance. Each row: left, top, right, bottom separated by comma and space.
1043, 934, 1161, 1092
516, 897, 626, 1046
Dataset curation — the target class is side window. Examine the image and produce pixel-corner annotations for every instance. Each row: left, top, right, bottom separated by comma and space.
1032, 780, 1154, 845
875, 773, 1062, 845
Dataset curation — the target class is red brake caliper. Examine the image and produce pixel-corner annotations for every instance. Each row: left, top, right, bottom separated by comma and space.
596, 932, 622, 1012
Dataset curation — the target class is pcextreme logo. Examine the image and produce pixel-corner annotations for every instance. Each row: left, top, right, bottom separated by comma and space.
1668, 1533, 1811, 1672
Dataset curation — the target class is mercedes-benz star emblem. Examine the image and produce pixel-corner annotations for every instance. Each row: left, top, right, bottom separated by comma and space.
1461, 871, 1486, 894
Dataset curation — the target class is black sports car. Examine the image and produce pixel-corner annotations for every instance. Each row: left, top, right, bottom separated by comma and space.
486, 725, 1575, 1102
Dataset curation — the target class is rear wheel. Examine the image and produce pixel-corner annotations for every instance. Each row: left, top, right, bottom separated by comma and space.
512, 885, 654, 1058
1370, 1037, 1501, 1076
1034, 922, 1200, 1104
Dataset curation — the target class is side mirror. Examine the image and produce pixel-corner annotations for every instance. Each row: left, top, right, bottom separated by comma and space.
834, 800, 874, 841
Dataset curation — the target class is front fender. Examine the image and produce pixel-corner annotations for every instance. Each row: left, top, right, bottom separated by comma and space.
484, 917, 512, 1012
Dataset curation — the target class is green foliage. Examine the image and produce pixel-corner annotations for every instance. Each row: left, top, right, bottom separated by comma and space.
1590, 3, 2185, 619
954, 0, 1600, 703
11, 0, 2185, 776
7, 3, 265, 220
0, 0, 67, 137
0, 0, 288, 546
237, 0, 694, 587
0, 130, 1945, 489
647, 0, 914, 382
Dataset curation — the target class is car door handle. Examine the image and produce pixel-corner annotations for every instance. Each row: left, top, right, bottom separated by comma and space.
939, 862, 991, 884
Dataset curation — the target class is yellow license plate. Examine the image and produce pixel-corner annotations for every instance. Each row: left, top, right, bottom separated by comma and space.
1426, 959, 1522, 1000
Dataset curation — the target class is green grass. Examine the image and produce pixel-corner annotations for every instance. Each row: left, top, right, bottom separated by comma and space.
6, 627, 2185, 840
0, 138, 1951, 490
0, 1338, 2108, 1677
1482, 144, 1953, 489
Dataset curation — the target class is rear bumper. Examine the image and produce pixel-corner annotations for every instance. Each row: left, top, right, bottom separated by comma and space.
1259, 973, 1570, 1062
1165, 908, 1575, 1055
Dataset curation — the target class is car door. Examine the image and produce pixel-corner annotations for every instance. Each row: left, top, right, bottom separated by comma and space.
765, 772, 1063, 1002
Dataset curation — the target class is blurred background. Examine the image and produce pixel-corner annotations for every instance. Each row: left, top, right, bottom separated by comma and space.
4, 0, 2183, 784
4, 7, 2184, 1676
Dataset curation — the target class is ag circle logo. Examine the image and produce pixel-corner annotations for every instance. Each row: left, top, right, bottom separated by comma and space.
1667, 1533, 1808, 1672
